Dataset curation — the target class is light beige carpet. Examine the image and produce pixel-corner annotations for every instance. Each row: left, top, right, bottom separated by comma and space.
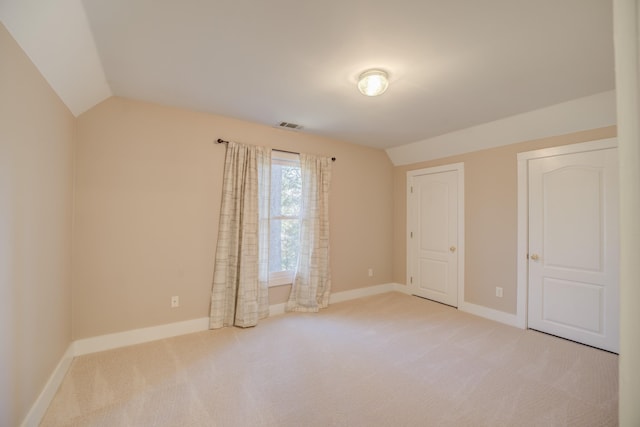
41, 292, 618, 426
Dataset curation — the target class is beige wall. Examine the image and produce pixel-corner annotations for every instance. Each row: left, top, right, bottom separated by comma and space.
0, 23, 75, 427
392, 126, 616, 314
73, 97, 394, 339
614, 0, 640, 423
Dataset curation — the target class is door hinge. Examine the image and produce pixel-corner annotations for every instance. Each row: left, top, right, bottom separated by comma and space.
410, 231, 413, 238
410, 276, 413, 284
411, 186, 413, 193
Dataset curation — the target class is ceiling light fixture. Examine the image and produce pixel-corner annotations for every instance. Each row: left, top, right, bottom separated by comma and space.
357, 69, 389, 96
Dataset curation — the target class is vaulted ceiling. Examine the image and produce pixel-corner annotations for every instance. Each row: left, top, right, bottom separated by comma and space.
1, 0, 614, 149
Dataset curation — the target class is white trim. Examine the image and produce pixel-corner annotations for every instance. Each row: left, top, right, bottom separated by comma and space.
391, 283, 411, 294
457, 167, 465, 309
406, 173, 414, 294
385, 91, 616, 166
406, 163, 465, 308
24, 284, 406, 426
22, 281, 513, 426
269, 302, 287, 316
271, 150, 300, 163
73, 317, 210, 356
515, 138, 618, 329
73, 283, 408, 357
516, 138, 618, 162
330, 283, 401, 303
269, 283, 405, 316
268, 270, 294, 287
515, 157, 529, 329
20, 344, 74, 427
406, 163, 465, 177
458, 301, 520, 328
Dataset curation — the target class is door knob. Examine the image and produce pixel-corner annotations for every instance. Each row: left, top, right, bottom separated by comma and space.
450, 246, 456, 253
530, 254, 539, 261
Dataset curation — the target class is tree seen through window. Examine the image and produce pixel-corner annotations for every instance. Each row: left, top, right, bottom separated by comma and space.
270, 156, 301, 276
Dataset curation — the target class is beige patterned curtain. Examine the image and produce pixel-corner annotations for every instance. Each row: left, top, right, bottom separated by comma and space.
286, 153, 332, 312
210, 141, 270, 328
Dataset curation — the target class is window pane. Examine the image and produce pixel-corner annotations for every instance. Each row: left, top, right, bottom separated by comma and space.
281, 165, 301, 216
269, 218, 300, 273
269, 155, 301, 276
271, 164, 301, 217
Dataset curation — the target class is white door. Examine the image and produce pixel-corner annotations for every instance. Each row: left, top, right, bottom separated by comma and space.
528, 148, 619, 352
408, 166, 463, 307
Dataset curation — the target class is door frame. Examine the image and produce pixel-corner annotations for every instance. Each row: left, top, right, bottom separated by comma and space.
515, 137, 618, 329
407, 163, 465, 307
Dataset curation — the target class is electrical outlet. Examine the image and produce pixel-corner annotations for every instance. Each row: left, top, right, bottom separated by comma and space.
171, 296, 179, 308
368, 268, 373, 277
495, 287, 503, 298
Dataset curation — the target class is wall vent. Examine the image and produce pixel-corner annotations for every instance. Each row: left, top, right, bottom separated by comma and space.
277, 121, 304, 130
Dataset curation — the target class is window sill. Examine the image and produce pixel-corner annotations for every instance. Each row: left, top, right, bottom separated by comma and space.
268, 281, 292, 288
269, 271, 294, 287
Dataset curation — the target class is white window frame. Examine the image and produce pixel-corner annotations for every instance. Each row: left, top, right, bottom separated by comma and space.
269, 151, 301, 287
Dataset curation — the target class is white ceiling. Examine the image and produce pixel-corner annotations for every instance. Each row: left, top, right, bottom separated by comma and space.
2, 0, 614, 149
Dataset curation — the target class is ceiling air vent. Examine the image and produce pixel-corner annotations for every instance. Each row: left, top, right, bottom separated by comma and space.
277, 121, 304, 131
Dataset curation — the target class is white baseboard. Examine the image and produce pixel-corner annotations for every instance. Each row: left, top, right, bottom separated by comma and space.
458, 301, 519, 327
399, 284, 519, 328
269, 283, 406, 316
73, 317, 210, 356
24, 283, 514, 427
20, 344, 74, 427
61, 286, 521, 383
330, 282, 404, 303
269, 302, 286, 316
391, 282, 411, 294
74, 283, 406, 357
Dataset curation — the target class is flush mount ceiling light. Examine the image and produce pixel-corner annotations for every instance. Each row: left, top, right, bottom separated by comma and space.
357, 69, 389, 96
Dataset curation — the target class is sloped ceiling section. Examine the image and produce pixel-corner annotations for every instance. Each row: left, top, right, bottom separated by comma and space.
386, 90, 617, 165
0, 0, 111, 116
80, 0, 614, 149
0, 0, 615, 149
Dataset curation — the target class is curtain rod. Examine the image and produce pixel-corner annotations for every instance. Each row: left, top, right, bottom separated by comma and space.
216, 139, 336, 162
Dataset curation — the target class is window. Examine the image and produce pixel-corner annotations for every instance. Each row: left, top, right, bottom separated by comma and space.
269, 152, 301, 286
